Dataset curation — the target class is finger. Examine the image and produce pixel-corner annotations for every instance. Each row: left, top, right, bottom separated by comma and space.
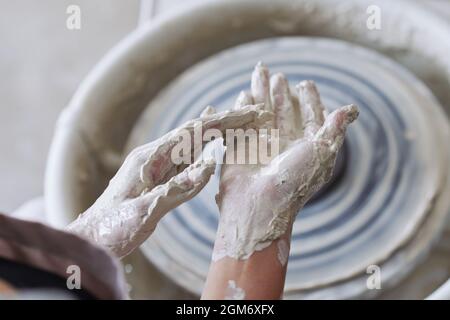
251, 61, 272, 111
71, 159, 216, 259
315, 104, 359, 152
201, 105, 216, 117
290, 94, 303, 138
233, 91, 254, 110
270, 73, 297, 138
140, 104, 273, 186
112, 159, 215, 258
181, 103, 272, 134
138, 159, 216, 231
297, 80, 326, 138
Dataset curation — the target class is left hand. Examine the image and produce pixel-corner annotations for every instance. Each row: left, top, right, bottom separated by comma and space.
67, 104, 272, 258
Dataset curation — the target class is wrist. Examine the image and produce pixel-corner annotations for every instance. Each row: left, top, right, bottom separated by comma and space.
212, 204, 295, 262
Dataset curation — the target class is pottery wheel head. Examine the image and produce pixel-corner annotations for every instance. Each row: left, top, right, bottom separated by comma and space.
129, 38, 450, 299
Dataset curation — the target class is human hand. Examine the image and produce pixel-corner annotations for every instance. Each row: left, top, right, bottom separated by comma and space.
67, 105, 272, 258
213, 63, 359, 261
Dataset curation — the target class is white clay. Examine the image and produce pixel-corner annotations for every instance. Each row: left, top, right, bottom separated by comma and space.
213, 63, 358, 261
277, 239, 289, 267
66, 63, 358, 263
225, 280, 246, 300
67, 104, 273, 258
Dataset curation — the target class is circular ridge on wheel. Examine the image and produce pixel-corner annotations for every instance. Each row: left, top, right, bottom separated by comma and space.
127, 37, 449, 298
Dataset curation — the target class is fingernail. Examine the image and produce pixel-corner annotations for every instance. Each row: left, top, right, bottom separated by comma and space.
296, 80, 316, 91
343, 104, 359, 123
271, 73, 288, 94
201, 105, 216, 117
256, 61, 266, 68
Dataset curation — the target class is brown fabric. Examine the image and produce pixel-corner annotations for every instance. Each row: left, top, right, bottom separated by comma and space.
0, 213, 127, 299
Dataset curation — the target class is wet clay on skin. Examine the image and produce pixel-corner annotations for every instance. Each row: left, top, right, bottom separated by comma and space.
67, 105, 273, 258
212, 63, 359, 261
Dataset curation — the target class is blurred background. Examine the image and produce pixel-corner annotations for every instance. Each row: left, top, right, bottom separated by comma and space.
1, 0, 449, 299
0, 0, 206, 214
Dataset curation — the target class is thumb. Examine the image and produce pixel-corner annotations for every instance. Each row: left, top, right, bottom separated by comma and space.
315, 104, 359, 151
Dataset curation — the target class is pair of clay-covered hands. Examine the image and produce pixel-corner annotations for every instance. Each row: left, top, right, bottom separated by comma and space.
67, 63, 359, 259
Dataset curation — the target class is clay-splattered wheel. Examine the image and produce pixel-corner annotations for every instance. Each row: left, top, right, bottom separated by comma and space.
128, 38, 450, 299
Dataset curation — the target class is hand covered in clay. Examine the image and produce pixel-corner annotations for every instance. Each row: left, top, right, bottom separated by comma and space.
67, 105, 272, 258
213, 63, 359, 261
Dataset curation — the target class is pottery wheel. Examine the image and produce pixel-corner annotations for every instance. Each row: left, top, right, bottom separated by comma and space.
127, 38, 449, 298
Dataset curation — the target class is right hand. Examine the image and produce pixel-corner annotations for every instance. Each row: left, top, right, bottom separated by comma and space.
213, 63, 359, 261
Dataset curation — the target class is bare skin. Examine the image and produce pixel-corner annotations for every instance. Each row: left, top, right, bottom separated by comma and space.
203, 230, 292, 300
66, 61, 358, 300
202, 63, 358, 299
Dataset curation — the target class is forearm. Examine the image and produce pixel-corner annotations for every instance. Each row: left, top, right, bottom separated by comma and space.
202, 227, 292, 300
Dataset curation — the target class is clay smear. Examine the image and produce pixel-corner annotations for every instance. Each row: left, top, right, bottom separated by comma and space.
277, 239, 289, 266
225, 280, 245, 300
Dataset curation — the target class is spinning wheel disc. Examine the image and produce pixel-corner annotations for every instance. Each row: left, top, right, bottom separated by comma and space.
127, 38, 449, 298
